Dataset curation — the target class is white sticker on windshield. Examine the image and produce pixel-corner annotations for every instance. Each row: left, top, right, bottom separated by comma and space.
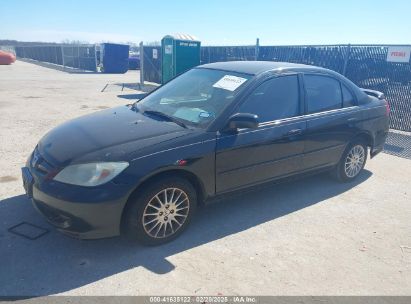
199, 111, 211, 118
212, 75, 248, 91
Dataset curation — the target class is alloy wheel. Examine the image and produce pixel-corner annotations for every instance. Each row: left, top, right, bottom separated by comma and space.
344, 145, 365, 178
142, 188, 190, 239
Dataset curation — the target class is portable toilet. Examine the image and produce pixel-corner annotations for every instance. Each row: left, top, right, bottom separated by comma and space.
161, 34, 201, 83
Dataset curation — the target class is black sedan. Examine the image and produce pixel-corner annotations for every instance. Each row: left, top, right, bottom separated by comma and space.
22, 61, 389, 245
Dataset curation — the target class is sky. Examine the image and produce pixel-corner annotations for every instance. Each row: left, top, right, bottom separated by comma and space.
1, 0, 411, 46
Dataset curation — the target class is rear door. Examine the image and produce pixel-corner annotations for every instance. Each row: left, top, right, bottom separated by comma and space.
215, 74, 306, 193
302, 74, 362, 170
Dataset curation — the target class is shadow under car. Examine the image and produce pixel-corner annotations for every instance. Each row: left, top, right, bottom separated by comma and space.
0, 170, 371, 297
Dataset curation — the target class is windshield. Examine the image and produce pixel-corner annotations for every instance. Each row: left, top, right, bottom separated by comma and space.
136, 68, 252, 128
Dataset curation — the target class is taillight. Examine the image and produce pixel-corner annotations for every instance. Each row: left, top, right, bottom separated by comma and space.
384, 99, 390, 116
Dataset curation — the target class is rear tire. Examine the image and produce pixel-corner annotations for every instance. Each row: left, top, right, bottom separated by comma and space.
333, 141, 368, 182
124, 176, 197, 246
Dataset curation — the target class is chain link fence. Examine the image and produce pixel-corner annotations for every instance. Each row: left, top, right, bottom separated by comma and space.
14, 45, 97, 72
0, 45, 16, 55
141, 46, 162, 84
118, 42, 411, 132
201, 46, 256, 63
199, 44, 411, 132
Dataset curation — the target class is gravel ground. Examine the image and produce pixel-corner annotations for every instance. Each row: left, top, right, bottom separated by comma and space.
0, 61, 410, 296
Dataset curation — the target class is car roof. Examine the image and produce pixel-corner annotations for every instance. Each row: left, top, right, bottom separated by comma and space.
197, 61, 328, 75
197, 60, 369, 103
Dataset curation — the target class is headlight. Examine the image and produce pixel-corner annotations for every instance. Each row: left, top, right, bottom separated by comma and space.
54, 162, 129, 187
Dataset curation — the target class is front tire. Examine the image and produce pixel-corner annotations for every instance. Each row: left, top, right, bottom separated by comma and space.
333, 142, 368, 182
124, 177, 197, 245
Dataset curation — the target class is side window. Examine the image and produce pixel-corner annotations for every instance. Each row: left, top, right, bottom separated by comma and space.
238, 75, 299, 123
342, 84, 356, 107
305, 75, 342, 114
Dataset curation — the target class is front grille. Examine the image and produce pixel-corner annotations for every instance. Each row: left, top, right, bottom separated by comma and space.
31, 147, 55, 176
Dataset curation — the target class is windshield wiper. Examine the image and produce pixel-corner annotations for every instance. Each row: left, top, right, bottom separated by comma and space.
143, 110, 188, 129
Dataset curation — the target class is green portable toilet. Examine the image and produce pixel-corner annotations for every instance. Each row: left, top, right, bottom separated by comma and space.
161, 34, 201, 84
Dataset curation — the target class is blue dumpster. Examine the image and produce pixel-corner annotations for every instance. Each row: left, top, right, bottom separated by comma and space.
101, 43, 129, 73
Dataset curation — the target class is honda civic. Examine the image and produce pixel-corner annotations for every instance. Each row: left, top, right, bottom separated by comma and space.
22, 61, 389, 245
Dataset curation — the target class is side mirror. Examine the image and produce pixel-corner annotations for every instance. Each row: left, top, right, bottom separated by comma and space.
225, 113, 259, 131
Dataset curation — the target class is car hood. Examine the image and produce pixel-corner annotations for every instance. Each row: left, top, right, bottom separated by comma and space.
37, 105, 189, 166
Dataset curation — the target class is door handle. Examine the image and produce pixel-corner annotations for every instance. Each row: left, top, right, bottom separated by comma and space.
284, 128, 303, 137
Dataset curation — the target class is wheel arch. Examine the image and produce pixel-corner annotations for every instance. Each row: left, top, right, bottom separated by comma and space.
353, 131, 374, 149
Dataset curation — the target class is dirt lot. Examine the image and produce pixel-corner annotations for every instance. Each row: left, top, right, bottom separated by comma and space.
0, 61, 410, 296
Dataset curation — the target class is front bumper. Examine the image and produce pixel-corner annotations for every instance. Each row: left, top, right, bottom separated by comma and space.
23, 146, 134, 239
31, 186, 128, 239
